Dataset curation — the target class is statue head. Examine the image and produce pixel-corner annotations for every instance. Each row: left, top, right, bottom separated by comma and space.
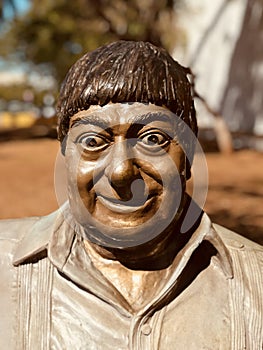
56, 41, 199, 248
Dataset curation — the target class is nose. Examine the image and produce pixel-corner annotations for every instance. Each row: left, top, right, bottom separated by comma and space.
105, 140, 140, 199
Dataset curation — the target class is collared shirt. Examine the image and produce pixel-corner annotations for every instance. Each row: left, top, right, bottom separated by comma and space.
0, 203, 262, 349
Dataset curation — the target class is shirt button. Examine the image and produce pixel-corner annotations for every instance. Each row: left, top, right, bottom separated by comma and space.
231, 241, 245, 249
141, 324, 152, 335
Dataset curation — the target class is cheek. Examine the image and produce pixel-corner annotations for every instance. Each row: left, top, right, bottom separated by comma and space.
69, 164, 97, 215
77, 163, 94, 190
66, 155, 95, 194
168, 147, 186, 173
154, 155, 185, 196
136, 153, 185, 186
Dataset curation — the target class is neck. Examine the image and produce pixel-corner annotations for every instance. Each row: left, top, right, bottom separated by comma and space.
87, 195, 202, 270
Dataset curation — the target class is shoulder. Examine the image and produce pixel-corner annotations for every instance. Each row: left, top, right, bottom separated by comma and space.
213, 223, 263, 252
0, 216, 41, 242
0, 216, 46, 265
0, 216, 44, 347
213, 223, 263, 343
0, 210, 59, 263
213, 223, 263, 279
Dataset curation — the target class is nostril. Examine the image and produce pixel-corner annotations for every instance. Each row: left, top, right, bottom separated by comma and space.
108, 178, 149, 204
130, 179, 148, 201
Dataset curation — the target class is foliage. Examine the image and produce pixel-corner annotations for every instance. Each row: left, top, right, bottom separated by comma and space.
0, 83, 51, 107
0, 0, 179, 83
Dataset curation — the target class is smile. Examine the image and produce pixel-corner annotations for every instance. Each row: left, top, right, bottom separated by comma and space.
97, 195, 154, 213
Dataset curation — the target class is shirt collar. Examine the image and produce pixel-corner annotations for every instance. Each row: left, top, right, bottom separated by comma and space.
13, 202, 233, 312
12, 208, 60, 266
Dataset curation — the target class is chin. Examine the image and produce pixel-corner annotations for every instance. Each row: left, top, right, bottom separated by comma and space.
76, 207, 181, 249
69, 190, 184, 248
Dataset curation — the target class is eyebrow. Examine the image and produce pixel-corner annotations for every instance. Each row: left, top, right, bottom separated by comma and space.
70, 111, 175, 130
71, 114, 111, 129
128, 112, 174, 126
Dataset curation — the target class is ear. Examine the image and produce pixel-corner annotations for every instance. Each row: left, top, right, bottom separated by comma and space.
60, 135, 68, 156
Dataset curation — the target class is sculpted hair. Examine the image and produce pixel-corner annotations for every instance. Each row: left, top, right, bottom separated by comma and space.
56, 41, 197, 144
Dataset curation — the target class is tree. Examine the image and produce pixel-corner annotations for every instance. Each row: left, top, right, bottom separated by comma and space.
0, 0, 178, 83
220, 0, 263, 134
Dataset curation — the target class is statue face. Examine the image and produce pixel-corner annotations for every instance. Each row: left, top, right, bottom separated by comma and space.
65, 103, 187, 247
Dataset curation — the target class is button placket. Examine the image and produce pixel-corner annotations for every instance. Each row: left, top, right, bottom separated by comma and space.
129, 315, 151, 349
141, 323, 152, 336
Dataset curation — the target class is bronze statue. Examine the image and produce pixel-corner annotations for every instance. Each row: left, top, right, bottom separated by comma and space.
0, 41, 262, 349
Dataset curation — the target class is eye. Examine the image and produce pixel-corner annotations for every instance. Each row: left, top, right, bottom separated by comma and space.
76, 133, 110, 152
139, 131, 170, 148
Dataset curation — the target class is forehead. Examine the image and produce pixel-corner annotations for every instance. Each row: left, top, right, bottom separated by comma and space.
69, 102, 177, 128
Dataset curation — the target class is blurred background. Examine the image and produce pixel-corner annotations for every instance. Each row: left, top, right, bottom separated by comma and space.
0, 0, 262, 244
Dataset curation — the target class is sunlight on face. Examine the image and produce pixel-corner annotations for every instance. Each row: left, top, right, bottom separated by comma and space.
65, 103, 187, 246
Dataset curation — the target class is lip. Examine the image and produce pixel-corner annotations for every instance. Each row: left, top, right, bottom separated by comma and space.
97, 194, 155, 213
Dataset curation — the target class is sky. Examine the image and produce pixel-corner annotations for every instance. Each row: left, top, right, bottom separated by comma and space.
3, 0, 30, 20
0, 0, 31, 73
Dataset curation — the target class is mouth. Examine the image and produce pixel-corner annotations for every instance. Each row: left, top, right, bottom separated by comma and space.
97, 194, 155, 214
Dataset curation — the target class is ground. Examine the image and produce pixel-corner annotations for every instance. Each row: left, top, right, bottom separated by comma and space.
0, 139, 262, 245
